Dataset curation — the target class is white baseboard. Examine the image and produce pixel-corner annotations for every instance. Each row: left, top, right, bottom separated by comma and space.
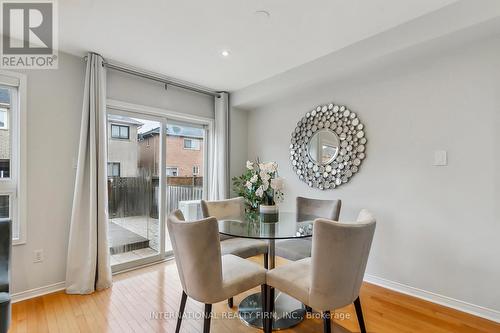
9, 259, 175, 303
9, 273, 500, 324
364, 274, 500, 323
11, 281, 66, 303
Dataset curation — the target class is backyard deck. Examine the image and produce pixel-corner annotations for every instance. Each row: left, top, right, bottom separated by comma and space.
108, 216, 173, 265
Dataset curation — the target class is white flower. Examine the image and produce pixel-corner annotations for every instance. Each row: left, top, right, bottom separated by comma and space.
262, 180, 269, 191
260, 172, 271, 182
246, 160, 254, 170
250, 174, 258, 183
245, 181, 253, 190
259, 162, 274, 173
255, 186, 264, 198
271, 177, 284, 191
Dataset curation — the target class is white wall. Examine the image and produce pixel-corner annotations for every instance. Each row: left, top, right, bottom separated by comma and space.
107, 70, 214, 119
11, 52, 85, 295
11, 52, 214, 296
244, 36, 500, 313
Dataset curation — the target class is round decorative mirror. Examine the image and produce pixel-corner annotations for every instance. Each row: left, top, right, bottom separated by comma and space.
307, 129, 340, 165
289, 102, 367, 190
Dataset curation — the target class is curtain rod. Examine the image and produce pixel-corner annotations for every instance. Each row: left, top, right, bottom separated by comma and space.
84, 54, 221, 98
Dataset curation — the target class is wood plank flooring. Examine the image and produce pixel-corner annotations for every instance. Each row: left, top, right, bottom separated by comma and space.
9, 256, 500, 333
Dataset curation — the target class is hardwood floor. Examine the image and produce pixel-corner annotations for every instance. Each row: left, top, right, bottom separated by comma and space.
9, 256, 500, 333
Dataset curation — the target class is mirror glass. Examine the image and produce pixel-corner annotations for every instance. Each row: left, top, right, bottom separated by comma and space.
308, 129, 340, 165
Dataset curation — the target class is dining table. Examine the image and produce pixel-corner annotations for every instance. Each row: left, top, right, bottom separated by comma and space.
218, 211, 314, 330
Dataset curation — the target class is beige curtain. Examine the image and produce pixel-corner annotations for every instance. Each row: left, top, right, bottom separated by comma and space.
65, 52, 112, 294
209, 92, 229, 200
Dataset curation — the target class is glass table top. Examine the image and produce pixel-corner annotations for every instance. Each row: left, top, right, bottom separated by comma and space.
218, 212, 313, 240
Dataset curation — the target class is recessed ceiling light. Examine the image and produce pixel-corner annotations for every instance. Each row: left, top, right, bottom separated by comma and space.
221, 50, 230, 57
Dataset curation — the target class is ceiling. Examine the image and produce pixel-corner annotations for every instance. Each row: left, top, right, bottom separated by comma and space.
232, 0, 500, 108
59, 0, 458, 91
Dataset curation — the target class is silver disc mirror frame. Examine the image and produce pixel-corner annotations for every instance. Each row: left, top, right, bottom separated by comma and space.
289, 103, 367, 190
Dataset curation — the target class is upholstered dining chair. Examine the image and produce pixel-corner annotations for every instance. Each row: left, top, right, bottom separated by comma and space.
276, 196, 341, 261
201, 197, 269, 307
167, 210, 268, 333
265, 210, 376, 333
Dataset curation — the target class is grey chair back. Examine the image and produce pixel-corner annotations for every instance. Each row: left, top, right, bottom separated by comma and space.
201, 197, 245, 220
201, 197, 245, 241
296, 196, 341, 222
166, 210, 223, 304
309, 210, 375, 310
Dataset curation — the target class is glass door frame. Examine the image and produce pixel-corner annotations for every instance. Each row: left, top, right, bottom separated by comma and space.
107, 99, 214, 273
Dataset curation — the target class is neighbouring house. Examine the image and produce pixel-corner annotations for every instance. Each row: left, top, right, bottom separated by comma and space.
0, 88, 10, 219
138, 124, 204, 178
0, 88, 10, 179
107, 115, 143, 177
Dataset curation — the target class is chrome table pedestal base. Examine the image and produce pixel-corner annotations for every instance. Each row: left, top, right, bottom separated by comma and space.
238, 290, 306, 330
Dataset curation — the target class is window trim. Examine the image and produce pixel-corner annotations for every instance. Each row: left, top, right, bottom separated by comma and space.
0, 70, 27, 245
110, 124, 130, 139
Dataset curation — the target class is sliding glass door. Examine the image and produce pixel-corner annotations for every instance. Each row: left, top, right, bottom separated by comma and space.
107, 112, 165, 271
106, 105, 210, 271
164, 120, 207, 252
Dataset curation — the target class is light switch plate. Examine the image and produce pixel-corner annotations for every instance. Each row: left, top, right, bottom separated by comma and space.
433, 150, 447, 166
33, 249, 44, 263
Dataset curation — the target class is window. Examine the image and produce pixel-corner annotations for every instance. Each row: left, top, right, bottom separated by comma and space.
192, 166, 199, 176
107, 162, 120, 177
166, 167, 178, 176
183, 138, 200, 150
0, 72, 26, 245
0, 108, 8, 129
111, 124, 129, 139
0, 86, 14, 238
0, 91, 10, 178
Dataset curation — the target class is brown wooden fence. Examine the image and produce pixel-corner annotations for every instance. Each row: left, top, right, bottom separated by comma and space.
108, 176, 203, 219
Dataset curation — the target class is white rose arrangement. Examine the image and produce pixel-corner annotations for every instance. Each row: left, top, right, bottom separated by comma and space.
232, 159, 285, 212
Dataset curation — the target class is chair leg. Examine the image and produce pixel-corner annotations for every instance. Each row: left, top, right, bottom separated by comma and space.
203, 304, 212, 333
261, 284, 268, 332
266, 287, 275, 332
264, 252, 269, 269
175, 291, 187, 333
322, 311, 331, 333
228, 297, 233, 308
354, 297, 367, 333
